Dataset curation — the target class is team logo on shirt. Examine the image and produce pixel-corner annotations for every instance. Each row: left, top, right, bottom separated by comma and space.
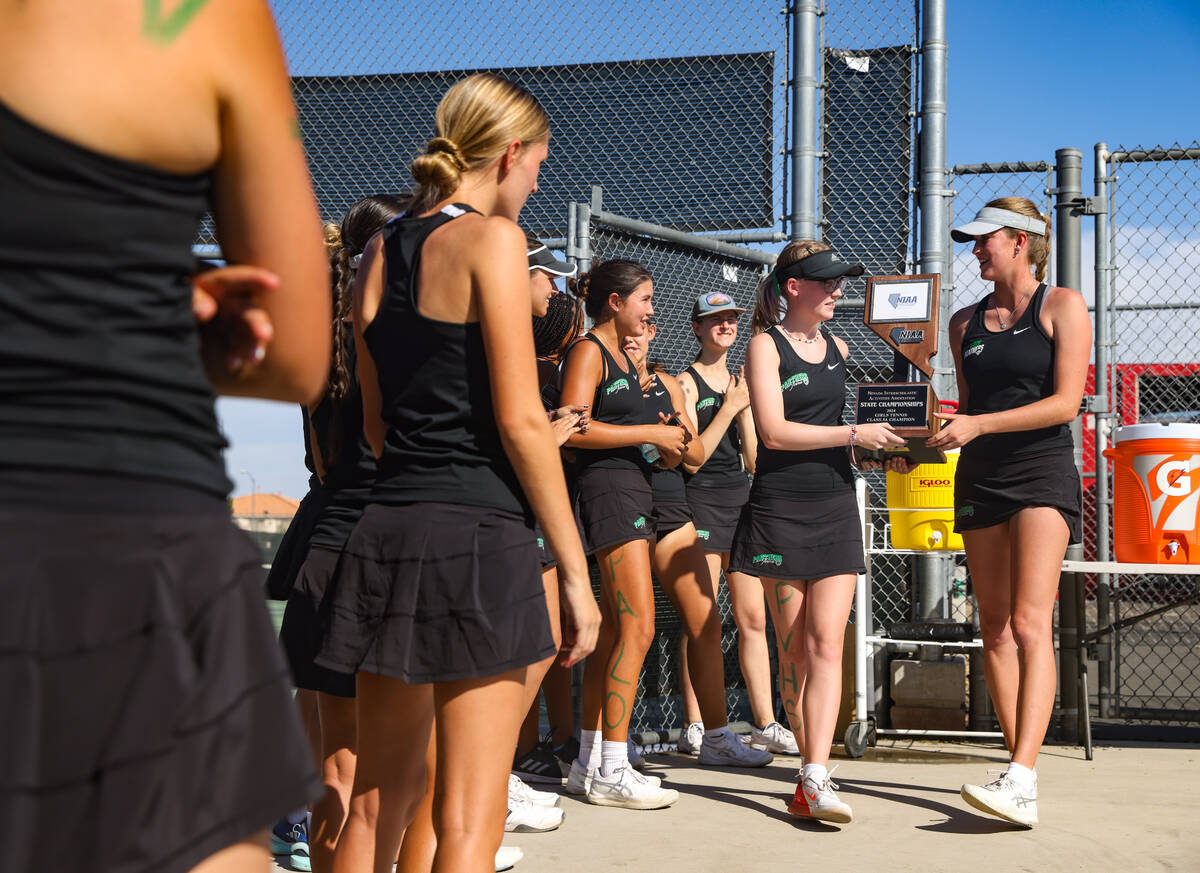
781, 373, 809, 392
752, 552, 783, 566
696, 529, 711, 540
696, 397, 716, 411
537, 537, 545, 549
606, 378, 630, 396
964, 340, 985, 359
633, 515, 647, 530
956, 505, 975, 518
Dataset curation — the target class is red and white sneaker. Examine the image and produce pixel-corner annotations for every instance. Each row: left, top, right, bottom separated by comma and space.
787, 766, 853, 823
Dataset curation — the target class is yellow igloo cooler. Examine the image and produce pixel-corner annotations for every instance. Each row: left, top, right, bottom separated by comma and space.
886, 450, 962, 550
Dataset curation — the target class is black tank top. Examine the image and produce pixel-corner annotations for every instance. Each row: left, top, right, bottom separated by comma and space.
567, 332, 645, 472
365, 204, 526, 515
754, 326, 854, 498
305, 327, 377, 546
682, 365, 746, 488
643, 372, 687, 505
960, 283, 1072, 460
0, 98, 229, 500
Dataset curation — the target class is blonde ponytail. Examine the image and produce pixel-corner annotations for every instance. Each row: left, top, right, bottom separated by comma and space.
753, 239, 831, 333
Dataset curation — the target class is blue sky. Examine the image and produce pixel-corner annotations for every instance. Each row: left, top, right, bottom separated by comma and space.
222, 0, 1200, 500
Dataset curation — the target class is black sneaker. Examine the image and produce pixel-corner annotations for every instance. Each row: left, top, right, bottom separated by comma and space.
553, 735, 580, 777
513, 730, 565, 784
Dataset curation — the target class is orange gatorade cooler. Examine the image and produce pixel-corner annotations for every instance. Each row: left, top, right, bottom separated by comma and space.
1103, 422, 1200, 564
886, 450, 963, 551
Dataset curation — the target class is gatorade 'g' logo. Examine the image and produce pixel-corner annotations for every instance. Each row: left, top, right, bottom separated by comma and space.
1132, 453, 1200, 531
606, 378, 630, 396
781, 373, 809, 392
696, 397, 716, 411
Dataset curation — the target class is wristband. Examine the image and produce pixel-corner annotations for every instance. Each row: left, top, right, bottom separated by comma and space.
848, 424, 858, 466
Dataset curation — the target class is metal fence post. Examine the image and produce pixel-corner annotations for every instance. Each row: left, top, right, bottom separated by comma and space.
577, 203, 592, 276
1054, 147, 1083, 742
791, 0, 820, 241
914, 0, 951, 622
1092, 142, 1113, 718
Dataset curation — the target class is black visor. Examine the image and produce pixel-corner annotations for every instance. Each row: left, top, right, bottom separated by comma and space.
774, 249, 865, 283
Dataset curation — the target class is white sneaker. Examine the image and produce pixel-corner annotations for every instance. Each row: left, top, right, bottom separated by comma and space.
587, 763, 679, 810
495, 845, 523, 871
961, 771, 1038, 827
504, 795, 564, 833
509, 773, 560, 808
698, 727, 773, 767
677, 721, 704, 755
750, 721, 801, 755
565, 759, 592, 795
787, 766, 853, 823
628, 737, 647, 771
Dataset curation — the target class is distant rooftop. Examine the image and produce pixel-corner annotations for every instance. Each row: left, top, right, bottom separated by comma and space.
231, 493, 301, 516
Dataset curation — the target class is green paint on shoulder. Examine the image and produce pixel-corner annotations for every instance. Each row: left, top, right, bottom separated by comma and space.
143, 0, 211, 45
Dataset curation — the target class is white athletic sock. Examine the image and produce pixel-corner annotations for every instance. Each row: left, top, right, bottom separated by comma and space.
1005, 762, 1037, 790
578, 729, 601, 771
802, 762, 828, 785
600, 739, 628, 777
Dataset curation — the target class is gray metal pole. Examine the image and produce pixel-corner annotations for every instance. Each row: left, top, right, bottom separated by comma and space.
1093, 143, 1113, 718
577, 203, 592, 276
791, 0, 820, 241
1055, 147, 1083, 743
914, 0, 951, 624
919, 0, 952, 402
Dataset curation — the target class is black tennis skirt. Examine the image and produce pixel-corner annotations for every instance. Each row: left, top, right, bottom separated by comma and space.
265, 484, 327, 600
316, 502, 555, 684
729, 487, 866, 580
0, 499, 319, 873
686, 478, 751, 553
653, 499, 694, 541
954, 448, 1083, 543
571, 464, 656, 554
280, 543, 357, 698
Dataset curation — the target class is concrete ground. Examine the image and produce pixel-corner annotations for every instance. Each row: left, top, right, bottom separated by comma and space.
497, 741, 1198, 873
274, 739, 1198, 873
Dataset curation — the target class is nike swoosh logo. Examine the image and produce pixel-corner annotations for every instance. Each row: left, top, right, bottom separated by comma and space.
1013, 327, 1031, 334
654, 391, 666, 396
827, 363, 839, 370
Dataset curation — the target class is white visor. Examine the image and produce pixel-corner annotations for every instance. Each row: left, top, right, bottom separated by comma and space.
951, 206, 1047, 243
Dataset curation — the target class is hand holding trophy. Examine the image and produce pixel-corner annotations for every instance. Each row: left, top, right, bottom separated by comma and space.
855, 274, 946, 465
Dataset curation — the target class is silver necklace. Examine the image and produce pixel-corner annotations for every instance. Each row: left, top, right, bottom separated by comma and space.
993, 288, 1033, 329
780, 325, 821, 344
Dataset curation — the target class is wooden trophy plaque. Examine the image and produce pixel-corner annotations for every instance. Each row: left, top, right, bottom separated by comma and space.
857, 274, 946, 465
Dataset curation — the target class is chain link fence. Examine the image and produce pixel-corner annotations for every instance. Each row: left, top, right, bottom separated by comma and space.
1091, 143, 1200, 724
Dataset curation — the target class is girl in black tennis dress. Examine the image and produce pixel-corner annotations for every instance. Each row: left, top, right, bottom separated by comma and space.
313, 74, 599, 872
675, 292, 794, 757
934, 197, 1090, 827
732, 240, 906, 824
558, 260, 688, 810
272, 195, 406, 871
0, 3, 331, 872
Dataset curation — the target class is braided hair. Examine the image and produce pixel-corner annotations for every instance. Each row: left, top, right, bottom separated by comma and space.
532, 287, 584, 360
322, 194, 406, 463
